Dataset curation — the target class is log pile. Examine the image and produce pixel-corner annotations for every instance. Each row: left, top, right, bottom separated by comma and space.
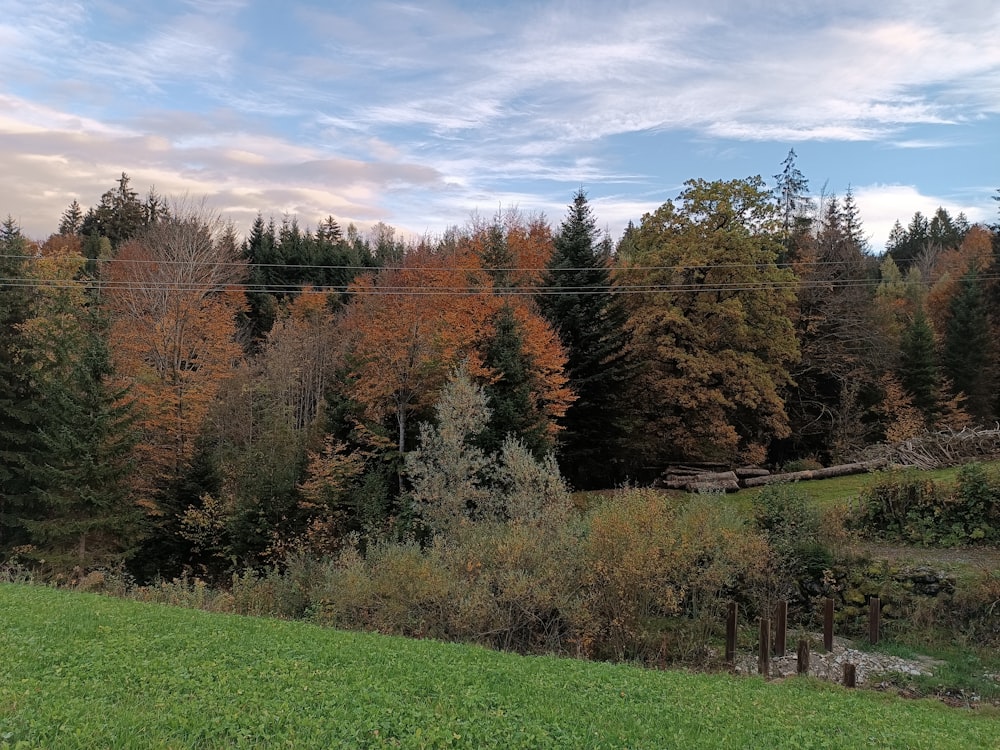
657, 460, 886, 492
658, 465, 770, 493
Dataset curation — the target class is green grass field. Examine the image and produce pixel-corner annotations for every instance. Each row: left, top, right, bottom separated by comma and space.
1, 584, 997, 749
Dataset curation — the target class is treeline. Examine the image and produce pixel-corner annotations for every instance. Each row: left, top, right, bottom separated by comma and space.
1, 157, 998, 580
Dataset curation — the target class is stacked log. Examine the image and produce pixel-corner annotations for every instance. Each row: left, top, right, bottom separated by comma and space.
659, 468, 740, 493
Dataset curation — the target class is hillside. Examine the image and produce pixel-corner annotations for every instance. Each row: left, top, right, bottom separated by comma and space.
1, 584, 997, 749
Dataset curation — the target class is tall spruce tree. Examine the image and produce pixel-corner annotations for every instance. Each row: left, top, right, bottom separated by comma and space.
28, 305, 142, 569
538, 190, 629, 488
773, 149, 814, 260
478, 303, 550, 458
899, 308, 940, 424
0, 217, 43, 554
942, 268, 994, 422
80, 173, 146, 251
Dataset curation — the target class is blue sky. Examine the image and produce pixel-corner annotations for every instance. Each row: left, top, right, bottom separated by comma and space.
1, 0, 998, 251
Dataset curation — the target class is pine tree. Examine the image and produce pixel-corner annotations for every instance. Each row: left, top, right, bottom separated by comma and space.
538, 189, 630, 488
58, 200, 84, 235
242, 214, 281, 344
942, 268, 994, 422
80, 173, 146, 250
899, 308, 940, 424
773, 149, 814, 258
479, 304, 550, 457
0, 217, 43, 554
27, 306, 142, 569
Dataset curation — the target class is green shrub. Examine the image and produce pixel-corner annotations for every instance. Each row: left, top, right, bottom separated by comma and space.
854, 464, 1000, 546
751, 484, 830, 582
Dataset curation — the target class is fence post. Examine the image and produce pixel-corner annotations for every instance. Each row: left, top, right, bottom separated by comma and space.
796, 638, 810, 675
823, 597, 834, 653
843, 662, 856, 688
869, 596, 881, 646
758, 618, 770, 677
773, 600, 787, 657
725, 602, 737, 664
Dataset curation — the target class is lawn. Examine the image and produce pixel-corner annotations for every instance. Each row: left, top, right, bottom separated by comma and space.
1, 584, 998, 749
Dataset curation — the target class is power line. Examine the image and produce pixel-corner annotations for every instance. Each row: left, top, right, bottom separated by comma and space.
1, 273, 991, 297
2, 252, 896, 273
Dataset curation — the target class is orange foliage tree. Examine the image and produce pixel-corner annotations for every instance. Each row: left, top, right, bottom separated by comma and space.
338, 236, 572, 466
106, 208, 247, 508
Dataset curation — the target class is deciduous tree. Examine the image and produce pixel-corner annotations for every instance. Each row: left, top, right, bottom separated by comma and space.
622, 178, 799, 465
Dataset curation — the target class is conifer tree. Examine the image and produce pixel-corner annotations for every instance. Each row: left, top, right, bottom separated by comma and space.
0, 217, 42, 554
538, 190, 629, 488
899, 308, 940, 424
478, 303, 550, 458
942, 268, 994, 422
58, 200, 84, 236
28, 305, 142, 569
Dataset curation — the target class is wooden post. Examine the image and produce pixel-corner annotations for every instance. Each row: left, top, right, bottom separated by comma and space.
725, 602, 737, 664
758, 618, 770, 677
773, 600, 787, 657
823, 598, 834, 653
869, 596, 881, 646
796, 638, 810, 675
843, 662, 856, 688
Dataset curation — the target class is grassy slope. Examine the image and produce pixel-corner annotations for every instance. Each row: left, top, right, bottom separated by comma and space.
1, 585, 998, 749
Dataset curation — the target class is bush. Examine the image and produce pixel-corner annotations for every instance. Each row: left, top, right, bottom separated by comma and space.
751, 484, 831, 582
854, 464, 1000, 546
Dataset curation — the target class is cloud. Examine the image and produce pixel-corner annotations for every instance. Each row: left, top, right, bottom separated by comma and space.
0, 0, 998, 244
851, 183, 993, 253
0, 92, 446, 239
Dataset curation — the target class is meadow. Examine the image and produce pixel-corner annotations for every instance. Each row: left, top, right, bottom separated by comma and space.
1, 583, 998, 749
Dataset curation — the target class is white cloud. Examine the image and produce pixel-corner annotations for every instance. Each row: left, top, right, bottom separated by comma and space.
851, 183, 992, 253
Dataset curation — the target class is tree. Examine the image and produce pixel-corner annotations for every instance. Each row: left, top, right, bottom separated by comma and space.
58, 200, 84, 236
783, 192, 883, 461
339, 242, 494, 467
106, 203, 248, 508
538, 190, 630, 487
478, 303, 550, 457
22, 238, 141, 569
622, 178, 799, 465
898, 308, 940, 424
0, 217, 43, 555
339, 231, 572, 495
405, 366, 496, 536
80, 173, 146, 251
941, 268, 994, 422
773, 149, 814, 256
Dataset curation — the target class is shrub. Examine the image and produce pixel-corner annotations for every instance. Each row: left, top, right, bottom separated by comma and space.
751, 484, 830, 583
854, 465, 1000, 546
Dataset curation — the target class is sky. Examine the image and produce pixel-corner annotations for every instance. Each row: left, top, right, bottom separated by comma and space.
1, 0, 998, 252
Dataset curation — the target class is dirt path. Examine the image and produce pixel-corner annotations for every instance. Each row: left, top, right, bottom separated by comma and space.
849, 543, 1000, 569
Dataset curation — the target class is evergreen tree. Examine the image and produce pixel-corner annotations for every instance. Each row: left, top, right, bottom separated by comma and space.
773, 149, 814, 258
538, 189, 630, 488
80, 173, 146, 250
242, 214, 281, 344
0, 217, 43, 554
899, 308, 940, 424
479, 304, 550, 457
942, 268, 994, 422
27, 306, 142, 569
58, 200, 84, 236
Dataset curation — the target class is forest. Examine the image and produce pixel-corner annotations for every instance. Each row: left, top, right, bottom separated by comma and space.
1, 152, 999, 581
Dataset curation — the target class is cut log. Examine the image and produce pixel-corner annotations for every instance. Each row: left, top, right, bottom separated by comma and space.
661, 471, 740, 492
688, 479, 741, 493
741, 458, 887, 487
734, 467, 770, 479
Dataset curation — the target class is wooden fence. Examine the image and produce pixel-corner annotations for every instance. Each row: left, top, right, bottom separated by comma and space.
727, 596, 882, 687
